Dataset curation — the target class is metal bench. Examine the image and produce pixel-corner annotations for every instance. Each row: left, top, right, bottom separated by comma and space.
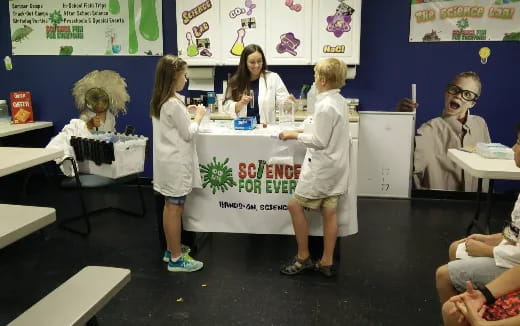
0, 204, 56, 249
8, 266, 131, 326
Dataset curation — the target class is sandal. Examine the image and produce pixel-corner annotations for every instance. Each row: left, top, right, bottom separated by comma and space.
315, 262, 336, 277
280, 256, 314, 275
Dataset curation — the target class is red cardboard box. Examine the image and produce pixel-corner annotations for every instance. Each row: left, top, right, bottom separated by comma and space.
9, 91, 34, 124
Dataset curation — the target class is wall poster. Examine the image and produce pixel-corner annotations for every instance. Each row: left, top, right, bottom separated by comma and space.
9, 0, 163, 55
410, 0, 520, 42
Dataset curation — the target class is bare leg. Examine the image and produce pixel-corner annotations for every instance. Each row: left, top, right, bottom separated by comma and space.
436, 264, 458, 304
320, 206, 337, 266
163, 201, 183, 258
448, 239, 465, 261
288, 198, 310, 260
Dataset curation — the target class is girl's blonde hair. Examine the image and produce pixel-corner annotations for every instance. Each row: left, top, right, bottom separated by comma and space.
150, 55, 187, 118
315, 58, 347, 89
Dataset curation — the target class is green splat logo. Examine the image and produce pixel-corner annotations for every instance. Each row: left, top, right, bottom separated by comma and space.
200, 157, 236, 194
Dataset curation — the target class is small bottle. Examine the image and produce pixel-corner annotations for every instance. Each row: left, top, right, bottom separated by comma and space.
0, 100, 10, 124
207, 91, 216, 113
4, 56, 12, 71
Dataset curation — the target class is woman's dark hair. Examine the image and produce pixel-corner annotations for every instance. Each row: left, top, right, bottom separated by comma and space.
226, 44, 267, 102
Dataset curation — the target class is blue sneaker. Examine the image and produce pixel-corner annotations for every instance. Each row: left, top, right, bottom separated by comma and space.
167, 253, 203, 272
162, 245, 191, 263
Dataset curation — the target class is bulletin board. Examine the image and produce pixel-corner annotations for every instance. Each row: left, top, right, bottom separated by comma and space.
357, 111, 415, 198
8, 0, 163, 56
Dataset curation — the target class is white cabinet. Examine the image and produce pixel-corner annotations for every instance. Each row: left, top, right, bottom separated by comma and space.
219, 0, 266, 65
176, 0, 362, 66
265, 0, 313, 65
176, 1, 221, 65
312, 0, 362, 65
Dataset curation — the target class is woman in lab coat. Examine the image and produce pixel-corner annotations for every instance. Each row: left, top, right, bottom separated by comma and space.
223, 44, 292, 124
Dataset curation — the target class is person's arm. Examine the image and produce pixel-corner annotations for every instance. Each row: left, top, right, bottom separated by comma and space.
493, 244, 520, 269
296, 106, 334, 150
166, 100, 203, 142
223, 88, 250, 117
468, 233, 505, 246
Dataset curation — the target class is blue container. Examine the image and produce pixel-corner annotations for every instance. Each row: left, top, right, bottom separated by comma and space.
233, 117, 257, 130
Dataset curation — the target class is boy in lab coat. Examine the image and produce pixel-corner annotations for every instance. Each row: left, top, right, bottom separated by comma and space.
278, 58, 350, 277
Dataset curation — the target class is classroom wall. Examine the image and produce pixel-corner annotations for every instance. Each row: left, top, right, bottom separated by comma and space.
1, 1, 519, 192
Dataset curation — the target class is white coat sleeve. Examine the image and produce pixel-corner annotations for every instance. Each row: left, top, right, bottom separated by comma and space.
223, 99, 239, 118
166, 101, 199, 142
296, 107, 334, 150
494, 243, 520, 268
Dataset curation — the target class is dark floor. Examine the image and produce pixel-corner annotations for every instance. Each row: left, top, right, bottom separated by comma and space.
0, 176, 515, 326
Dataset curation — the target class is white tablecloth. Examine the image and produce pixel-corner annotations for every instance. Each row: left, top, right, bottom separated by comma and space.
183, 121, 358, 237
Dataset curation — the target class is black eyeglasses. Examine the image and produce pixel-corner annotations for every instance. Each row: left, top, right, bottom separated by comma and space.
446, 84, 479, 102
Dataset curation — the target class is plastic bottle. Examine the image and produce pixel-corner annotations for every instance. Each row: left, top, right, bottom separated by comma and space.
207, 91, 216, 113
0, 100, 10, 124
306, 83, 316, 114
4, 56, 12, 71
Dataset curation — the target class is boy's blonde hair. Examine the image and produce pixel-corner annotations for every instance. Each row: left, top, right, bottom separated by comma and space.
315, 58, 347, 89
150, 54, 187, 119
451, 71, 482, 96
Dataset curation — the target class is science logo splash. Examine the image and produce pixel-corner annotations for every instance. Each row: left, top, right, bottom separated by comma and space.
200, 157, 236, 194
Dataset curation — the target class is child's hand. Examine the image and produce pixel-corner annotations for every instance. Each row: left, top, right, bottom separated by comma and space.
87, 116, 101, 129
465, 239, 493, 257
194, 105, 206, 123
279, 130, 298, 140
396, 98, 419, 112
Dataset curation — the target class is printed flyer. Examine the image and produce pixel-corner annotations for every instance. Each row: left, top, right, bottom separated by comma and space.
409, 0, 520, 42
9, 0, 163, 55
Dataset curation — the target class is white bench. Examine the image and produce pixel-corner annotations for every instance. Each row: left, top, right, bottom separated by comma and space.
0, 204, 56, 249
9, 266, 131, 326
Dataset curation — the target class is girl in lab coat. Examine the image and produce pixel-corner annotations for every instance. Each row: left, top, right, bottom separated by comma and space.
223, 44, 293, 124
278, 58, 350, 277
150, 55, 206, 272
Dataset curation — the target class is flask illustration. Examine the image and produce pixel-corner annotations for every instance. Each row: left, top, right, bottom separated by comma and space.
230, 28, 246, 56
186, 32, 199, 56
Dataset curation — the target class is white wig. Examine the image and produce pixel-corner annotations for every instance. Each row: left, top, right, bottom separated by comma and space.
72, 70, 130, 116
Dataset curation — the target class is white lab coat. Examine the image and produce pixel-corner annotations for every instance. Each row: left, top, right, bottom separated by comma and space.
295, 89, 350, 199
79, 110, 116, 132
223, 71, 290, 124
46, 119, 92, 176
152, 96, 202, 197
494, 194, 520, 268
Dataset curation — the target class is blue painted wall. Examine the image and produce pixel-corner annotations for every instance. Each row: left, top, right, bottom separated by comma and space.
1, 1, 519, 191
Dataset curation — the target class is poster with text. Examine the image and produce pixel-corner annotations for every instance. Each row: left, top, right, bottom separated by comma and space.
9, 0, 163, 55
410, 0, 520, 42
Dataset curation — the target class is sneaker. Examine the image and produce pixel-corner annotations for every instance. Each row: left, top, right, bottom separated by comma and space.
162, 245, 191, 263
167, 253, 204, 272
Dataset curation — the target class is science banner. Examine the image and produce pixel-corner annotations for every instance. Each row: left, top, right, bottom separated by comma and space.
9, 0, 163, 55
409, 0, 520, 42
183, 132, 358, 236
